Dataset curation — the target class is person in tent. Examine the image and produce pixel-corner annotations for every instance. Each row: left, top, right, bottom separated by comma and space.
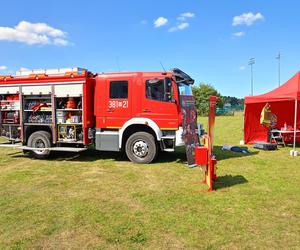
260, 103, 277, 142
260, 103, 271, 127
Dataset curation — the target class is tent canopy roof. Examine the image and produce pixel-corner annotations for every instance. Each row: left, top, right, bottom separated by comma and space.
245, 71, 300, 104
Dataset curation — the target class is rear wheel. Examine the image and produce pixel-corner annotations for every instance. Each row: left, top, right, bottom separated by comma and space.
27, 131, 51, 159
125, 132, 158, 164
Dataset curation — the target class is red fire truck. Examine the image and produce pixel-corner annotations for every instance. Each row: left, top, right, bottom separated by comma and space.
0, 67, 201, 164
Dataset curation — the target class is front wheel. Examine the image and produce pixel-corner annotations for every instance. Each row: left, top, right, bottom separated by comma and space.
125, 132, 158, 164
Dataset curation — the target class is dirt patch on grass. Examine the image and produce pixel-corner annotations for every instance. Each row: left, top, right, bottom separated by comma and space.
35, 229, 106, 249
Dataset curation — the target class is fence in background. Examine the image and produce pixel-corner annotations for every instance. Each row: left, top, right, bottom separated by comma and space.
216, 105, 244, 116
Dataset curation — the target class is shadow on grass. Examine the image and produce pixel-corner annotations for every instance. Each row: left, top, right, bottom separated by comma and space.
11, 148, 188, 164
155, 149, 186, 164
213, 145, 259, 161
214, 174, 248, 190
7, 151, 23, 156
11, 149, 128, 162
10, 145, 257, 165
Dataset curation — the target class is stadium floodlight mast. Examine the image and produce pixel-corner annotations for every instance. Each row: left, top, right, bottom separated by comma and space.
276, 52, 281, 87
248, 57, 255, 96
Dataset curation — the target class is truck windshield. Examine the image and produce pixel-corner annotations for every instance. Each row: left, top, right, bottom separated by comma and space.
178, 82, 193, 96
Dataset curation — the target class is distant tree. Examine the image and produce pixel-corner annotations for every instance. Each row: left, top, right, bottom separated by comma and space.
223, 96, 244, 107
192, 83, 224, 116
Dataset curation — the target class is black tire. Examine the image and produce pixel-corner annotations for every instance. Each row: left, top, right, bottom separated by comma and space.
125, 132, 158, 164
27, 131, 52, 159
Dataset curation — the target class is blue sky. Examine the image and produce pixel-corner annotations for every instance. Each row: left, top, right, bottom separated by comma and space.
0, 0, 300, 98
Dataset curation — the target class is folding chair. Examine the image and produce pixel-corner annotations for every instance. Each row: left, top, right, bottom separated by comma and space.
270, 129, 285, 147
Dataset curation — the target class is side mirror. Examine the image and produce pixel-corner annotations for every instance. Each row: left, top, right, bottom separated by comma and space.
164, 78, 173, 102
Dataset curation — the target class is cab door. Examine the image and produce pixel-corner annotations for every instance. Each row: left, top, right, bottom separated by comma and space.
104, 78, 132, 128
140, 77, 179, 129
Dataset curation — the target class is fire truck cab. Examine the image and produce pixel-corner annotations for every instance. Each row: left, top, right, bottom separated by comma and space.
0, 67, 196, 164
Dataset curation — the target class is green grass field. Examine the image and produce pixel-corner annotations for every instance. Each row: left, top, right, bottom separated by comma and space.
0, 113, 299, 249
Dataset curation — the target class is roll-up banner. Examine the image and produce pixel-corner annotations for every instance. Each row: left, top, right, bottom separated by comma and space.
181, 96, 200, 167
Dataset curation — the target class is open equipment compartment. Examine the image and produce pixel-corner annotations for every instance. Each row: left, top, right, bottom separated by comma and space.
55, 96, 84, 144
21, 94, 53, 145
23, 95, 52, 125
0, 94, 21, 141
0, 68, 95, 158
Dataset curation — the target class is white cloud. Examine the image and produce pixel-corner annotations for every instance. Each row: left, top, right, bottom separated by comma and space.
153, 12, 195, 32
239, 66, 246, 71
233, 31, 245, 37
177, 12, 195, 21
53, 38, 68, 46
232, 12, 264, 26
181, 12, 195, 18
0, 21, 69, 46
169, 22, 190, 32
0, 65, 8, 70
178, 22, 190, 30
154, 17, 168, 28
16, 21, 65, 37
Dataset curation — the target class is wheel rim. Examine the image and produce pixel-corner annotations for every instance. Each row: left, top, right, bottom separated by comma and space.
33, 139, 47, 155
133, 140, 149, 158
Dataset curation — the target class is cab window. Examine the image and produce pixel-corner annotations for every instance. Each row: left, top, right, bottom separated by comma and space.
146, 78, 172, 102
109, 81, 128, 99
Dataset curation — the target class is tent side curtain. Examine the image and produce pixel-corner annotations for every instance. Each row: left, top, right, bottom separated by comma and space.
244, 103, 268, 144
244, 101, 299, 144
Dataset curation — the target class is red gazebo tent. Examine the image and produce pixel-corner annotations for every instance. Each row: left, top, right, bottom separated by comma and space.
244, 71, 300, 148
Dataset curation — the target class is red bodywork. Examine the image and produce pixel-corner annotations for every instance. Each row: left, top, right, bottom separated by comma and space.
94, 72, 181, 130
0, 72, 95, 144
1, 69, 218, 187
0, 70, 183, 144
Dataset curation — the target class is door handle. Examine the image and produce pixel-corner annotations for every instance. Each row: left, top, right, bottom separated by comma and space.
142, 109, 151, 113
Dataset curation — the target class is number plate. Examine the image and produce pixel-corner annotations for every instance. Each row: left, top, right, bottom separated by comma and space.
108, 100, 128, 109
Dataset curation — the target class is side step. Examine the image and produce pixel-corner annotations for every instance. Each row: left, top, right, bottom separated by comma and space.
161, 136, 175, 152
0, 143, 87, 153
0, 143, 22, 148
18, 146, 87, 153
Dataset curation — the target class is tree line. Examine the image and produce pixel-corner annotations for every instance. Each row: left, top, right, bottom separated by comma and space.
192, 83, 244, 116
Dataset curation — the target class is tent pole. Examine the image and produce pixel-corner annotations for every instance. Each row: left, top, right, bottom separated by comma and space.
293, 99, 298, 152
